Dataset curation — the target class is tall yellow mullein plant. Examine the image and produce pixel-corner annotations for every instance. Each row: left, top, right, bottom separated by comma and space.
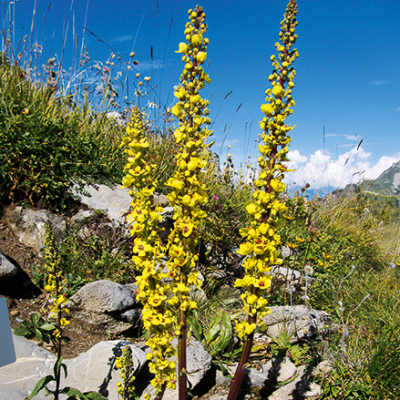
122, 107, 176, 399
228, 1, 298, 399
167, 5, 212, 399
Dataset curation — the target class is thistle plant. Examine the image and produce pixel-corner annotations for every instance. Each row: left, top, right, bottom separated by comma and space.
167, 5, 212, 399
122, 107, 176, 398
227, 1, 298, 398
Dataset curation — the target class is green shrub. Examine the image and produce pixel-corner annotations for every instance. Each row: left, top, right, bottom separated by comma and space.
0, 60, 126, 209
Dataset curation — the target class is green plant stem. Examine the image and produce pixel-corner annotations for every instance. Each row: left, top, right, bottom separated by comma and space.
178, 306, 187, 400
226, 317, 255, 400
54, 310, 62, 400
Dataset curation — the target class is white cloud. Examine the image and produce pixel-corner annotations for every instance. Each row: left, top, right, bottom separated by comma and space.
285, 148, 400, 189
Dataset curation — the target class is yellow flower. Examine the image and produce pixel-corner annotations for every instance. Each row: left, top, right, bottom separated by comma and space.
176, 42, 188, 53
272, 84, 284, 98
191, 34, 202, 45
260, 103, 274, 116
196, 51, 207, 63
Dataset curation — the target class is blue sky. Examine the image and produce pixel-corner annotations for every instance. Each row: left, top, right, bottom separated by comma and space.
3, 0, 400, 189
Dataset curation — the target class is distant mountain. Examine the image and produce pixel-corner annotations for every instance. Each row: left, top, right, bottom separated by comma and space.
334, 160, 400, 199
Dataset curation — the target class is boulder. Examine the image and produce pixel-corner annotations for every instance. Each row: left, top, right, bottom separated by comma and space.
0, 335, 146, 400
140, 338, 212, 399
0, 335, 55, 400
263, 305, 330, 344
6, 206, 66, 255
0, 250, 19, 281
72, 184, 132, 225
269, 365, 322, 400
271, 266, 301, 287
227, 357, 297, 388
64, 340, 147, 399
70, 280, 141, 335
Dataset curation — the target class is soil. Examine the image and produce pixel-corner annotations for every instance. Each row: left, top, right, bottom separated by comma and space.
0, 209, 134, 359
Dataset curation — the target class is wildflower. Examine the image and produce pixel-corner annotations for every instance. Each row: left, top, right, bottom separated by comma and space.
228, 1, 299, 399
122, 107, 176, 396
166, 5, 212, 398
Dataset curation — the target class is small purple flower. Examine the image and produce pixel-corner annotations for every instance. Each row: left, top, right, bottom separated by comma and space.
212, 194, 219, 201
390, 262, 396, 269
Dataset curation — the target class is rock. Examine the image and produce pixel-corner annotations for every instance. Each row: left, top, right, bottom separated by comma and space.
263, 305, 330, 344
6, 206, 66, 255
263, 357, 298, 383
70, 280, 141, 335
227, 357, 297, 388
269, 365, 322, 400
64, 340, 147, 399
0, 250, 19, 281
72, 184, 132, 225
313, 360, 333, 378
153, 193, 169, 207
0, 335, 146, 400
140, 338, 212, 399
281, 245, 292, 258
271, 266, 301, 286
70, 209, 96, 224
0, 335, 55, 399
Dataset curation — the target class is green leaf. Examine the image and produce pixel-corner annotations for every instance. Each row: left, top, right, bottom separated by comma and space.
30, 312, 41, 326
40, 322, 56, 331
205, 312, 223, 345
28, 375, 54, 399
208, 311, 232, 356
83, 391, 108, 400
13, 326, 31, 337
54, 357, 67, 379
34, 327, 43, 342
61, 387, 88, 399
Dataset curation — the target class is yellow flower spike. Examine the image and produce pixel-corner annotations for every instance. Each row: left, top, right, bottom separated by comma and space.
122, 107, 176, 397
229, 1, 299, 398
167, 5, 212, 399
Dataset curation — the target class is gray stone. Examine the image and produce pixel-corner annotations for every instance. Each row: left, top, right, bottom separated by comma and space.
0, 335, 55, 399
70, 209, 96, 224
227, 357, 297, 388
0, 335, 146, 400
263, 305, 330, 344
153, 193, 169, 207
70, 280, 140, 335
281, 245, 292, 258
269, 365, 322, 400
63, 340, 146, 399
12, 334, 54, 360
120, 309, 141, 324
0, 250, 18, 280
271, 266, 301, 286
171, 338, 212, 388
6, 206, 66, 255
140, 338, 212, 399
313, 360, 333, 378
70, 280, 137, 313
72, 184, 132, 225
